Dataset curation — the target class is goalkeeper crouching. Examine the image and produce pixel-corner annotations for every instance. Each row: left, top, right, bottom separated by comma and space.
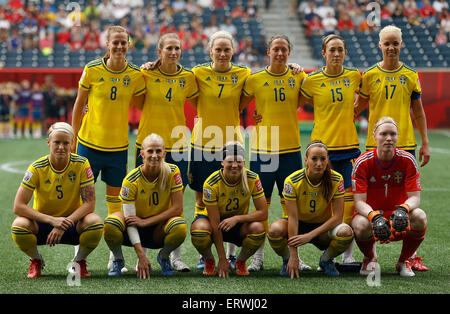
351, 117, 428, 277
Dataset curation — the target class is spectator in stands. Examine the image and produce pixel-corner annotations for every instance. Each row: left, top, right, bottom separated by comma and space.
8, 27, 22, 51
317, 0, 335, 20
204, 13, 220, 38
420, 0, 437, 25
322, 12, 338, 34
39, 29, 54, 56
237, 37, 258, 67
98, 0, 116, 21
178, 24, 194, 50
22, 18, 39, 49
433, 0, 449, 15
301, 1, 320, 28
172, 0, 187, 13
70, 30, 84, 51
191, 23, 208, 52
56, 26, 71, 45
441, 12, 450, 33
231, 4, 246, 19
408, 10, 423, 26
306, 14, 324, 37
404, 0, 419, 17
197, 0, 213, 9
84, 29, 100, 51
143, 2, 157, 22
246, 0, 259, 19
392, 2, 405, 19
55, 4, 73, 29
220, 16, 237, 38
0, 12, 10, 43
185, 0, 203, 15
380, 4, 393, 21
435, 28, 448, 45
337, 12, 355, 32
84, 0, 100, 22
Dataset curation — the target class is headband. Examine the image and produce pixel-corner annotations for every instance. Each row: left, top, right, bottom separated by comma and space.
305, 142, 328, 155
373, 121, 398, 133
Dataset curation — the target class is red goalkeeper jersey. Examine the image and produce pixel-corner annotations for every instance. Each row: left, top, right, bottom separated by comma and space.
351, 148, 421, 216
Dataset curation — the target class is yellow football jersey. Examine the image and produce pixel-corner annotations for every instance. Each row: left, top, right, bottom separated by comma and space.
137, 65, 199, 152
202, 168, 265, 219
359, 63, 422, 150
21, 154, 95, 217
300, 67, 360, 150
282, 168, 344, 223
78, 58, 146, 152
243, 66, 306, 154
191, 63, 250, 151
119, 164, 184, 218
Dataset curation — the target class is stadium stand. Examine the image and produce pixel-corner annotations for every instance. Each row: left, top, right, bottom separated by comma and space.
298, 0, 450, 68
0, 0, 268, 69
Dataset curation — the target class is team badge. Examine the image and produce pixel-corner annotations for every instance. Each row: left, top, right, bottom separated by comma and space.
23, 170, 33, 183
231, 73, 238, 84
121, 186, 130, 198
393, 171, 403, 183
68, 170, 76, 182
399, 74, 407, 86
343, 77, 350, 88
288, 77, 295, 88
179, 78, 186, 88
123, 75, 130, 87
203, 188, 212, 201
283, 182, 293, 196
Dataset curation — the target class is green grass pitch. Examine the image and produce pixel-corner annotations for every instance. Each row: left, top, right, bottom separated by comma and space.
0, 129, 449, 295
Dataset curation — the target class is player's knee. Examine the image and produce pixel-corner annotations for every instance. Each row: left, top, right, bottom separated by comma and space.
335, 224, 353, 238
248, 221, 265, 235
410, 208, 427, 229
268, 219, 287, 239
351, 214, 371, 238
190, 229, 212, 251
11, 216, 34, 230
165, 217, 188, 241
103, 215, 125, 246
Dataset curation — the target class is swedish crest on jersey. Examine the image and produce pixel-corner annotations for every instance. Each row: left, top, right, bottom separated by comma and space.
288, 77, 295, 88
343, 76, 350, 88
123, 75, 130, 87
394, 171, 403, 183
399, 74, 407, 86
231, 73, 238, 84
68, 170, 76, 182
179, 77, 186, 88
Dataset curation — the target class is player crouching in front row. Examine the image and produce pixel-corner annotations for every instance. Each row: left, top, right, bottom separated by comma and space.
190, 142, 268, 277
103, 133, 187, 279
268, 140, 354, 278
351, 117, 427, 277
11, 122, 103, 278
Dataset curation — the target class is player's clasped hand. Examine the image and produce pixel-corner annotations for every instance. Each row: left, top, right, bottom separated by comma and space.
218, 217, 238, 232
52, 216, 74, 231
125, 215, 147, 228
390, 205, 410, 232
370, 211, 391, 243
46, 227, 65, 246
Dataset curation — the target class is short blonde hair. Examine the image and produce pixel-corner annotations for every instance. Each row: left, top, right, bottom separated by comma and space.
208, 30, 235, 49
379, 25, 402, 42
48, 122, 75, 139
141, 133, 172, 191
